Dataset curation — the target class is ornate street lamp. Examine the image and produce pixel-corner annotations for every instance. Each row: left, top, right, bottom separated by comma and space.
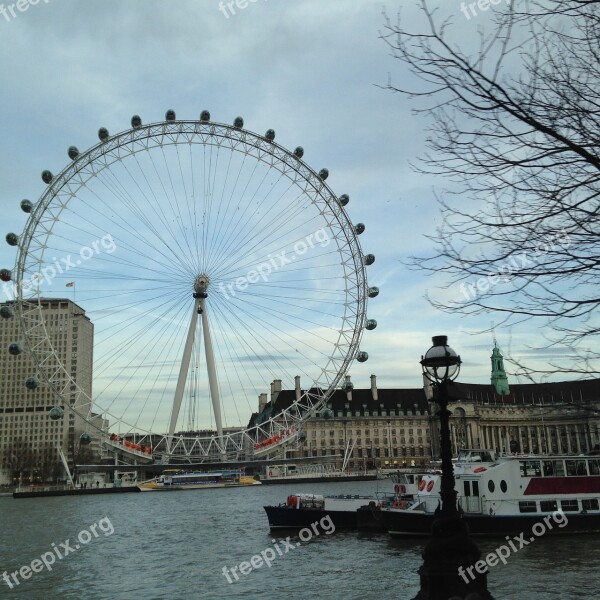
412, 336, 493, 600
421, 335, 461, 517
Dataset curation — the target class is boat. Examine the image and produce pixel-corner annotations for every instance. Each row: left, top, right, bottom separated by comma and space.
263, 471, 420, 531
137, 469, 261, 491
260, 462, 379, 484
383, 449, 600, 537
264, 493, 374, 530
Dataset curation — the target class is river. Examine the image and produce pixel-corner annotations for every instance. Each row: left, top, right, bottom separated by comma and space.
1, 480, 598, 599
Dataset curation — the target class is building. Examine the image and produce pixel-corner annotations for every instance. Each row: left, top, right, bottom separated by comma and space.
249, 375, 433, 469
443, 379, 600, 457
252, 345, 600, 470
0, 298, 94, 485
437, 345, 600, 458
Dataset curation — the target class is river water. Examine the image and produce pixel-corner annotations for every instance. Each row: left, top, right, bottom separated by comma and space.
1, 480, 599, 600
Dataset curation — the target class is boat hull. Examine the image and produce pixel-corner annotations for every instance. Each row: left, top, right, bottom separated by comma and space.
138, 481, 259, 491
355, 505, 393, 532
260, 474, 377, 485
264, 505, 360, 530
384, 510, 600, 537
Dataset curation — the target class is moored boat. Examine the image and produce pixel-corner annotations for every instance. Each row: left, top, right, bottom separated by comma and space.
259, 462, 378, 484
264, 493, 373, 530
263, 471, 420, 531
138, 469, 261, 491
384, 449, 600, 537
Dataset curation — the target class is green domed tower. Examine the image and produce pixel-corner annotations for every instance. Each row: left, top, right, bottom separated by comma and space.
491, 341, 510, 396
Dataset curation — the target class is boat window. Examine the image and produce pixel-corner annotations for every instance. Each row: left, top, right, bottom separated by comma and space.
459, 450, 494, 463
565, 460, 588, 476
463, 480, 479, 497
487, 480, 495, 493
543, 460, 565, 477
500, 480, 507, 493
540, 500, 558, 512
520, 461, 541, 477
560, 500, 579, 512
588, 460, 600, 476
518, 501, 537, 513
582, 499, 599, 511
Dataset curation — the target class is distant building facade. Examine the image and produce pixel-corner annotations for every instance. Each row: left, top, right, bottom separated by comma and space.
0, 299, 94, 484
250, 375, 433, 469
442, 378, 600, 458
252, 346, 600, 470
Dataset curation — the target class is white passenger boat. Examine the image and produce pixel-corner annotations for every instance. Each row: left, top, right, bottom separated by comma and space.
138, 469, 261, 491
383, 449, 600, 536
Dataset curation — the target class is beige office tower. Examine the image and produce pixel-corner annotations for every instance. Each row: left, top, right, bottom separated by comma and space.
0, 299, 94, 485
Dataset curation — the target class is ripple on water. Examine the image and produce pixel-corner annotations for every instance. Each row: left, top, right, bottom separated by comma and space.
2, 483, 600, 600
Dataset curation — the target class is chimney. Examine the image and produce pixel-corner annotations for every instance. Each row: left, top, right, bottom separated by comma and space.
370, 374, 378, 401
272, 379, 282, 402
345, 374, 353, 401
295, 375, 301, 401
258, 393, 268, 411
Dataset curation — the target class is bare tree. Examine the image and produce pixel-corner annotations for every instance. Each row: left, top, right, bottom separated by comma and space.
32, 444, 62, 483
2, 438, 34, 483
382, 1, 600, 375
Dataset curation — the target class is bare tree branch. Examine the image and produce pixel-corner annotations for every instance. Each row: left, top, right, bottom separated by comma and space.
383, 1, 600, 375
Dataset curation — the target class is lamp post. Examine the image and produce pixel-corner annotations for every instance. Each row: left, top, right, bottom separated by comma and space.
412, 335, 493, 600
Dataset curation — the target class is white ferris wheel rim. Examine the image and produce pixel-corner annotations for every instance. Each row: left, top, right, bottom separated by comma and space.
11, 113, 373, 459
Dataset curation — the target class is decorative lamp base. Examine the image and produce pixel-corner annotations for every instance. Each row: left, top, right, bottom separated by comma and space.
411, 511, 494, 600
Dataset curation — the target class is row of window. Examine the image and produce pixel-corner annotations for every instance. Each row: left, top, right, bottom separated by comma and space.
304, 447, 426, 458
519, 498, 599, 513
520, 459, 600, 477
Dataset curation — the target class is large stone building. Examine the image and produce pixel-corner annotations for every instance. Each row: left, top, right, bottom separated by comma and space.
426, 344, 600, 459
251, 345, 600, 470
249, 375, 433, 469
443, 378, 600, 458
0, 298, 95, 484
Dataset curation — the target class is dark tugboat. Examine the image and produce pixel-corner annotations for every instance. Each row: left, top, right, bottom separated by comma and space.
264, 472, 420, 531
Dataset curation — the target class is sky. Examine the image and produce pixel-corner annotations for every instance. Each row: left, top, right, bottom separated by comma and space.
0, 0, 576, 432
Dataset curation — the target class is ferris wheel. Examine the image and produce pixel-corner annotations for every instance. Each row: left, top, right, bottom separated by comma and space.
2, 110, 378, 462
